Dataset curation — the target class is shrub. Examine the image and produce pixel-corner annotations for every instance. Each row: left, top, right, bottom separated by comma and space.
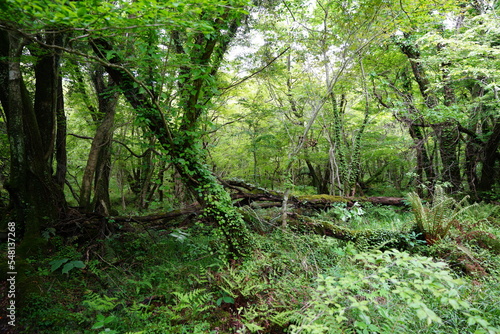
290, 249, 500, 334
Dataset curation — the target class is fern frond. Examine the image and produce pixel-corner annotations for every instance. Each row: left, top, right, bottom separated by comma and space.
82, 291, 118, 312
172, 288, 212, 305
407, 186, 479, 243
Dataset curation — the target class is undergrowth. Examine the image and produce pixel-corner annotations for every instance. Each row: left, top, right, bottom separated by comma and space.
4, 201, 499, 333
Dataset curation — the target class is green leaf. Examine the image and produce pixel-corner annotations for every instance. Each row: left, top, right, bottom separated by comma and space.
222, 296, 234, 304
62, 262, 75, 274
72, 260, 86, 269
62, 260, 85, 274
50, 258, 69, 272
216, 295, 235, 306
416, 308, 427, 320
92, 322, 104, 329
76, 7, 87, 17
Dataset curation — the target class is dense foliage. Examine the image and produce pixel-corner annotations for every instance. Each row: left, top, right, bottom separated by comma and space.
1, 0, 500, 333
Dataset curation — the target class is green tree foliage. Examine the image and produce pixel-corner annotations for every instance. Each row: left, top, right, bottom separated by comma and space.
0, 0, 256, 258
1, 0, 499, 256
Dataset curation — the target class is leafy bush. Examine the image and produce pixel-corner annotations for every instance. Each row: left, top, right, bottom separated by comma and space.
291, 249, 500, 334
315, 203, 365, 228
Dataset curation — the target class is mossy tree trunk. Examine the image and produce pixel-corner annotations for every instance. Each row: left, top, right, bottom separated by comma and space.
89, 9, 253, 258
435, 123, 462, 191
476, 121, 500, 197
399, 34, 462, 193
459, 82, 500, 199
0, 29, 67, 254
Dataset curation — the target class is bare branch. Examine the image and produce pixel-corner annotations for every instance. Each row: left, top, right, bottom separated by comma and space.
221, 47, 291, 92
68, 133, 162, 158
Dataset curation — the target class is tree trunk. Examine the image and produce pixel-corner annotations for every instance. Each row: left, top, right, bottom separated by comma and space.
477, 121, 500, 196
0, 30, 66, 254
438, 62, 461, 192
90, 33, 253, 258
464, 139, 480, 195
137, 140, 156, 210
434, 123, 462, 191
79, 68, 118, 214
305, 159, 322, 193
55, 78, 67, 188
399, 35, 461, 193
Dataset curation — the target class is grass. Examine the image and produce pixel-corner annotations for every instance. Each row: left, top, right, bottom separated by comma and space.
2, 202, 500, 333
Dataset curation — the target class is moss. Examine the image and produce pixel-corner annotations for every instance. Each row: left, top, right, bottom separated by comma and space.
297, 195, 349, 203
17, 235, 48, 258
296, 216, 413, 251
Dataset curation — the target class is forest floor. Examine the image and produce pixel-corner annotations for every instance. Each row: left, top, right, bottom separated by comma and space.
1, 192, 500, 334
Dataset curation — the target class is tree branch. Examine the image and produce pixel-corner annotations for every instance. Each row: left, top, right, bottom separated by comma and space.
68, 133, 162, 158
221, 47, 291, 92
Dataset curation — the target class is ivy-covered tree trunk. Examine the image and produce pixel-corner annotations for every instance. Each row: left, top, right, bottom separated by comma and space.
399, 36, 461, 192
0, 29, 66, 254
436, 64, 461, 192
90, 11, 253, 258
460, 80, 500, 198
328, 93, 348, 195
408, 123, 436, 195
434, 123, 462, 191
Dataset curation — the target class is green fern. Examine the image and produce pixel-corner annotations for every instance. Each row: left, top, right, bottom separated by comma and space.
82, 291, 118, 312
407, 185, 478, 244
171, 288, 214, 314
215, 265, 265, 299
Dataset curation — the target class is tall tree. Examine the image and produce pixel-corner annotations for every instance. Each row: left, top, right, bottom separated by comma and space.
88, 2, 254, 258
0, 27, 67, 253
1, 0, 256, 258
77, 66, 119, 215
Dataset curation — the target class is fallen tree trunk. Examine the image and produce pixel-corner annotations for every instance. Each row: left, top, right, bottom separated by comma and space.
111, 204, 201, 223
222, 179, 407, 209
292, 215, 417, 251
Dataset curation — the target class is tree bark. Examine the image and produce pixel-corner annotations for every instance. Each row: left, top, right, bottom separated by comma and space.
55, 79, 67, 188
399, 35, 462, 192
438, 55, 462, 191
435, 123, 462, 191
223, 179, 407, 208
459, 78, 500, 198
0, 29, 66, 253
476, 120, 500, 196
79, 67, 118, 214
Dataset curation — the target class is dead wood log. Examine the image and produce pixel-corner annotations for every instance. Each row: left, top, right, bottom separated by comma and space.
293, 216, 416, 251
111, 204, 202, 223
222, 179, 407, 209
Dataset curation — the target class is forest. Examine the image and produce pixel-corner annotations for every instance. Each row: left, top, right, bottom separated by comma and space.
0, 0, 500, 333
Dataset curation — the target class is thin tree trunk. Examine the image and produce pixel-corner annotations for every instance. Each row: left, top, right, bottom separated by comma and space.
79, 68, 118, 214
93, 135, 113, 215
55, 79, 67, 188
